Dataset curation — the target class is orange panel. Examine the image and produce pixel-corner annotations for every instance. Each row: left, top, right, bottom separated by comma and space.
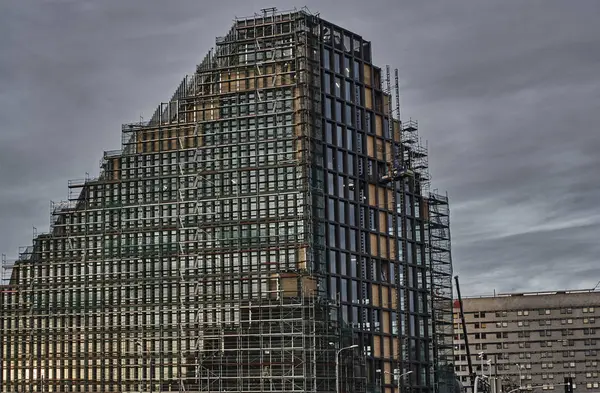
367, 135, 375, 157
380, 236, 388, 259
379, 211, 387, 233
376, 115, 383, 136
365, 87, 373, 109
383, 311, 391, 333
370, 233, 379, 257
364, 64, 372, 86
369, 184, 377, 205
372, 284, 380, 307
384, 337, 391, 358
374, 335, 381, 357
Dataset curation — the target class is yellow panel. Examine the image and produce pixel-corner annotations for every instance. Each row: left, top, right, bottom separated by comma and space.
383, 311, 391, 333
372, 284, 380, 307
378, 187, 386, 208
297, 247, 307, 270
370, 233, 379, 257
367, 135, 375, 157
369, 184, 377, 205
384, 337, 391, 358
391, 288, 398, 309
375, 115, 383, 136
383, 361, 393, 384
379, 211, 387, 233
365, 87, 373, 109
220, 72, 230, 93
390, 240, 396, 260
364, 64, 372, 86
248, 69, 256, 90
380, 236, 388, 259
393, 338, 400, 360
374, 335, 381, 357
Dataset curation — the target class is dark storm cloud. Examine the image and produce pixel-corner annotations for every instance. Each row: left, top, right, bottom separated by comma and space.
1, 0, 598, 294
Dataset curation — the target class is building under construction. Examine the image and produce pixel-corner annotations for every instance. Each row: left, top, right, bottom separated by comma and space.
0, 8, 454, 393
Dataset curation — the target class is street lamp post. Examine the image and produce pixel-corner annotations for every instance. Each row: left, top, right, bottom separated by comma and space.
478, 352, 485, 378
335, 344, 358, 393
515, 363, 524, 391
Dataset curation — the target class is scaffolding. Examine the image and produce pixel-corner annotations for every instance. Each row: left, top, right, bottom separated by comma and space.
427, 193, 454, 393
0, 7, 452, 393
0, 8, 364, 393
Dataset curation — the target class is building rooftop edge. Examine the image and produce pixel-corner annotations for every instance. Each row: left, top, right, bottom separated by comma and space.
461, 287, 600, 299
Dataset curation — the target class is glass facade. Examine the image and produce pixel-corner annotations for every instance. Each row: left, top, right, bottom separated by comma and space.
318, 20, 433, 393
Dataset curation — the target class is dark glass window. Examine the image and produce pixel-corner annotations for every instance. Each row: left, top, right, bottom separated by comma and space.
366, 112, 372, 133
335, 77, 342, 98
349, 230, 357, 252
334, 52, 341, 73
328, 223, 336, 245
323, 72, 331, 94
345, 80, 352, 101
344, 57, 351, 78
337, 175, 345, 198
326, 147, 334, 170
325, 97, 332, 119
353, 59, 360, 80
335, 101, 342, 122
323, 48, 331, 69
328, 250, 337, 273
328, 198, 335, 221
347, 153, 355, 176
325, 122, 333, 144
348, 204, 356, 226
344, 35, 351, 53
353, 39, 361, 58
338, 202, 346, 224
337, 150, 344, 172
336, 125, 343, 147
346, 128, 354, 151
339, 227, 346, 249
346, 104, 353, 125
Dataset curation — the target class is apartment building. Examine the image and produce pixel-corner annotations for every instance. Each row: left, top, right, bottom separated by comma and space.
453, 290, 600, 393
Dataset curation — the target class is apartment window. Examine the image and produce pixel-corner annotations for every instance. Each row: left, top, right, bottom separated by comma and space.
518, 310, 523, 316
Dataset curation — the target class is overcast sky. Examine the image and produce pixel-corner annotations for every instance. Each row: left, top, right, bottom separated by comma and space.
1, 0, 598, 295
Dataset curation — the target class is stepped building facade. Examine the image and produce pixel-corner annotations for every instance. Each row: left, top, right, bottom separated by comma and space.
0, 8, 454, 393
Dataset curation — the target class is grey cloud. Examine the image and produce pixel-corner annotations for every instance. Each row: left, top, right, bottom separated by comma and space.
1, 0, 599, 295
